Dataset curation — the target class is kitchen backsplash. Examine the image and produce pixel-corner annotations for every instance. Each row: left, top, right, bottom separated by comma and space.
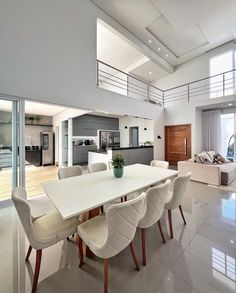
72, 136, 98, 146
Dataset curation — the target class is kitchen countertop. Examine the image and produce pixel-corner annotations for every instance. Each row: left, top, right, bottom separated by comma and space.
88, 146, 153, 154
112, 146, 153, 150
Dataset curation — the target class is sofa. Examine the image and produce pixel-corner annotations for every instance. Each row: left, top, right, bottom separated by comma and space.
178, 151, 236, 186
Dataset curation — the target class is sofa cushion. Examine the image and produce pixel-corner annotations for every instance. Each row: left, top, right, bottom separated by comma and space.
220, 165, 235, 185
207, 151, 216, 163
194, 151, 213, 164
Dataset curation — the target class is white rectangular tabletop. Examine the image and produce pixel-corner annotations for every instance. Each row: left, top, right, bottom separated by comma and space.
41, 164, 178, 220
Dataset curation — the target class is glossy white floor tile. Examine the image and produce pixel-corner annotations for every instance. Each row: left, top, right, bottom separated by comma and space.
1, 180, 236, 293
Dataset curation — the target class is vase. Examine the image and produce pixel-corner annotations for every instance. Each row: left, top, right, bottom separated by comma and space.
113, 167, 124, 178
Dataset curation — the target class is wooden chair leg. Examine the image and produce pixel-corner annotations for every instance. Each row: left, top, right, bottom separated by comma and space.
179, 205, 186, 225
157, 220, 166, 243
104, 259, 109, 293
124, 196, 127, 202
32, 249, 42, 293
25, 245, 32, 261
141, 228, 146, 266
100, 205, 104, 214
120, 197, 123, 203
168, 209, 173, 239
78, 236, 84, 268
129, 241, 140, 271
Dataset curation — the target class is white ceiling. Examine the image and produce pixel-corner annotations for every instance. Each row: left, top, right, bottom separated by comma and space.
130, 59, 168, 82
92, 0, 236, 66
0, 100, 67, 116
97, 20, 169, 82
97, 21, 144, 70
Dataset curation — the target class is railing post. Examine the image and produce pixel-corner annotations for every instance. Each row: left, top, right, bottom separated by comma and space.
223, 73, 225, 96
162, 91, 164, 107
147, 85, 150, 102
127, 75, 129, 97
96, 60, 99, 86
187, 85, 190, 102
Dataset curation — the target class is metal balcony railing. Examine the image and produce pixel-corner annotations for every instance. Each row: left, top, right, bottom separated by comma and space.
97, 60, 164, 106
96, 60, 236, 107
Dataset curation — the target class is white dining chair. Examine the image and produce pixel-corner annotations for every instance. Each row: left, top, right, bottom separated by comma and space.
150, 160, 169, 169
88, 162, 107, 173
165, 172, 191, 238
58, 165, 87, 224
28, 195, 56, 220
58, 165, 83, 179
12, 187, 79, 293
138, 180, 171, 265
87, 162, 108, 213
77, 193, 146, 293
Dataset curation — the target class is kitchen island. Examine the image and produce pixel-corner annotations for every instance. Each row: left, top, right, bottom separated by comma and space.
88, 146, 153, 166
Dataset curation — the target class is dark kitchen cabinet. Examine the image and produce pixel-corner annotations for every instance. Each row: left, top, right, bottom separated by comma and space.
73, 145, 97, 165
73, 115, 119, 136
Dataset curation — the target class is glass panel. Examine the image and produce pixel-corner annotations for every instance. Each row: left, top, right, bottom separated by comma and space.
62, 120, 68, 166
210, 51, 233, 98
0, 99, 19, 201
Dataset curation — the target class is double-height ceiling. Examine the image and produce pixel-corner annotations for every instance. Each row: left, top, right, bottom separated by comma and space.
94, 0, 236, 82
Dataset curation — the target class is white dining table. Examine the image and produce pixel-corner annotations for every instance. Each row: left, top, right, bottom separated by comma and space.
41, 164, 178, 220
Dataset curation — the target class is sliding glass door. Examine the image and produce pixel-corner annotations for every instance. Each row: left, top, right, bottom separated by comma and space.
221, 113, 235, 161
0, 97, 24, 203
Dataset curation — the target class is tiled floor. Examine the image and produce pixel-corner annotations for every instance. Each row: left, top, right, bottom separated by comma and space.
1, 181, 236, 293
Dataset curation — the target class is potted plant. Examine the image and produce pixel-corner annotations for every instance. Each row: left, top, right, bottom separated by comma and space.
112, 153, 125, 178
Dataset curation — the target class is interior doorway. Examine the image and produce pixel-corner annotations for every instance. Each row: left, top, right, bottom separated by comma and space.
165, 124, 191, 165
129, 126, 139, 147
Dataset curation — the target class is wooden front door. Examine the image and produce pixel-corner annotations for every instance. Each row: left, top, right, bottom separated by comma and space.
165, 124, 191, 165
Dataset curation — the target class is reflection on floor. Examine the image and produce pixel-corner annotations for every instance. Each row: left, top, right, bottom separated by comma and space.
0, 165, 59, 200
1, 181, 236, 293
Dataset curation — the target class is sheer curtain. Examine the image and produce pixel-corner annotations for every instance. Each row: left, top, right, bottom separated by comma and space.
202, 110, 222, 153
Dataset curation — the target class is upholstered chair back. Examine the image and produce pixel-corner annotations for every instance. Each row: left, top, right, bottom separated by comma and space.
88, 162, 107, 173
165, 173, 191, 209
138, 180, 171, 229
58, 166, 83, 179
12, 187, 39, 248
150, 160, 169, 169
90, 193, 145, 259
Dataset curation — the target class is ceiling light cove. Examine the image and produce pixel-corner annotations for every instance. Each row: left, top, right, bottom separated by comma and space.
149, 71, 152, 75
158, 47, 161, 51
148, 40, 152, 43
228, 103, 233, 106
165, 54, 169, 57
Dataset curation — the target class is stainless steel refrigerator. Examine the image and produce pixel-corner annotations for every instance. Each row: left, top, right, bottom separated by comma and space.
41, 132, 54, 165
99, 130, 120, 151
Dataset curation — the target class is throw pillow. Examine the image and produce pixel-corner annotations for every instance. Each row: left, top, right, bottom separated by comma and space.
194, 151, 213, 164
213, 153, 230, 164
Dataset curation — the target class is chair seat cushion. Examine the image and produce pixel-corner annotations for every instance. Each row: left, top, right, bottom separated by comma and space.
34, 210, 79, 247
77, 215, 107, 249
28, 195, 56, 220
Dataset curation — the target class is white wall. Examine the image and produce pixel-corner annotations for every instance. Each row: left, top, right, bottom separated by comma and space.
52, 108, 90, 164
25, 125, 52, 146
119, 117, 154, 147
164, 95, 236, 156
153, 42, 236, 90
0, 0, 161, 121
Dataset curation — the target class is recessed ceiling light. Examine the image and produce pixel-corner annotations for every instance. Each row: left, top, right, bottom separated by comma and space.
230, 240, 234, 244
228, 103, 233, 106
149, 71, 152, 75
148, 40, 152, 43
158, 47, 161, 51
165, 54, 169, 57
